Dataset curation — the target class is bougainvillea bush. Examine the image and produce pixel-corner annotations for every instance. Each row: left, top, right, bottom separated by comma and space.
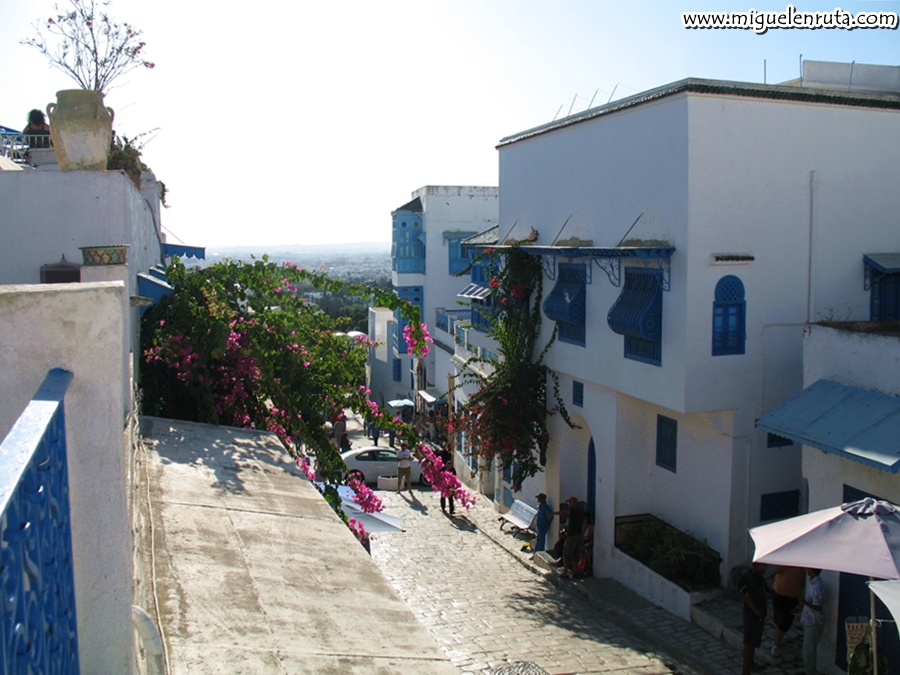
452, 232, 577, 487
141, 257, 471, 546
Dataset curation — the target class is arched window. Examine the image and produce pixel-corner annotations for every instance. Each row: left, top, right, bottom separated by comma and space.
712, 275, 746, 356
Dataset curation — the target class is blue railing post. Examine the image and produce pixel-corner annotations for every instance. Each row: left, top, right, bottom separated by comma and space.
0, 368, 80, 675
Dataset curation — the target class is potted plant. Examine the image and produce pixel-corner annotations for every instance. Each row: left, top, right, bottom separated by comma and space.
21, 0, 154, 171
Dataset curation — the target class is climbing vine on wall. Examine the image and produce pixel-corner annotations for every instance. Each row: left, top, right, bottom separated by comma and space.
451, 230, 576, 487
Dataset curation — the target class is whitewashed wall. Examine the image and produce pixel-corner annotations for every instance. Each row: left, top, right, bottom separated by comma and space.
0, 282, 132, 675
0, 170, 162, 292
497, 85, 900, 582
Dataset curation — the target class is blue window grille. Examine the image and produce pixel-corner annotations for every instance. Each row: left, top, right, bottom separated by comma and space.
0, 368, 80, 674
392, 358, 402, 382
392, 209, 425, 273
608, 268, 663, 365
435, 310, 449, 333
393, 285, 423, 355
656, 415, 677, 473
712, 275, 746, 356
766, 433, 793, 448
760, 490, 800, 522
543, 264, 586, 346
572, 381, 584, 407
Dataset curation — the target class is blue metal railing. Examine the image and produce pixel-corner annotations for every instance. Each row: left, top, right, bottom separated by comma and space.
0, 368, 79, 674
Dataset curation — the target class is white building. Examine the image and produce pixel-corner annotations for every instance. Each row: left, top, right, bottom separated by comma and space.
481, 60, 900, 614
368, 186, 505, 494
758, 322, 900, 673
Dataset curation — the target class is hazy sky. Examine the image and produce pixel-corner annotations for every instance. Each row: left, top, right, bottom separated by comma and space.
2, 1, 898, 250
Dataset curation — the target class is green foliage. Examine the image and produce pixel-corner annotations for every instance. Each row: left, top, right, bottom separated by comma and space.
616, 516, 721, 590
140, 256, 427, 484
452, 233, 576, 486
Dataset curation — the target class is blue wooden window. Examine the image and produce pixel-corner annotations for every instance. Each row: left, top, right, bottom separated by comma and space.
392, 209, 425, 273
572, 381, 584, 407
712, 275, 746, 356
760, 489, 800, 522
766, 433, 793, 448
871, 273, 900, 321
445, 232, 476, 275
543, 264, 586, 346
656, 415, 677, 473
608, 268, 663, 365
393, 285, 423, 355
392, 358, 402, 382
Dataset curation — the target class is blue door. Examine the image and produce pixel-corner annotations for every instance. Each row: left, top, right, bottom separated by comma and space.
587, 437, 596, 515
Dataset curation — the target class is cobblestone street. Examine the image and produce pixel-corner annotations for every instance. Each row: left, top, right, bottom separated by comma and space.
370, 486, 701, 675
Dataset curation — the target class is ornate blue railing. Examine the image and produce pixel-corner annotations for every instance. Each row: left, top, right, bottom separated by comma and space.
0, 368, 80, 675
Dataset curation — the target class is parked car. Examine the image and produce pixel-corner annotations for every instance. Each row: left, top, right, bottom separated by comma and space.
340, 446, 428, 485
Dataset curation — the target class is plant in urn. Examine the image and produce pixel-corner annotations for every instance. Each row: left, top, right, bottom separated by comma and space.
21, 0, 155, 171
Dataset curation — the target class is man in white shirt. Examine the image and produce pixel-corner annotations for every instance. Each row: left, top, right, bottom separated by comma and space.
396, 442, 413, 495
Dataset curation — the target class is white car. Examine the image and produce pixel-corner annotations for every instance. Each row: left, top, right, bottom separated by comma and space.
340, 446, 427, 485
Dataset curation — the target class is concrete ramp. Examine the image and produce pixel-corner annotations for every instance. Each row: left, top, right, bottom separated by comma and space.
137, 417, 458, 675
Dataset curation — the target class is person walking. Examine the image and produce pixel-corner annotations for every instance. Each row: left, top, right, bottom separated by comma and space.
396, 442, 413, 495
798, 568, 826, 675
533, 493, 553, 553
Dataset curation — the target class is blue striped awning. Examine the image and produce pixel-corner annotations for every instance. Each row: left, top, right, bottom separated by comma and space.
161, 243, 205, 260
756, 379, 900, 473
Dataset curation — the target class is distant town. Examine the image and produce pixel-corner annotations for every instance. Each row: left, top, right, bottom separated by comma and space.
189, 242, 392, 284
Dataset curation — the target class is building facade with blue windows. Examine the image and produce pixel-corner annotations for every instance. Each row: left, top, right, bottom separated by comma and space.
487, 61, 900, 616
368, 188, 499, 501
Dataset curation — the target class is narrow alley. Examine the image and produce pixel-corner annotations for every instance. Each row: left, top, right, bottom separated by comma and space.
370, 486, 705, 675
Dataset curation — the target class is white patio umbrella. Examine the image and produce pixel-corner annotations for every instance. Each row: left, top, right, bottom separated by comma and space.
869, 580, 900, 643
387, 398, 415, 408
750, 498, 900, 675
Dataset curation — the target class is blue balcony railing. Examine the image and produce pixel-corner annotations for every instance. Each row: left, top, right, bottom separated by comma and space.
0, 368, 79, 675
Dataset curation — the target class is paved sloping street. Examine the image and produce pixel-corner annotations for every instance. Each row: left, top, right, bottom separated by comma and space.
370, 486, 701, 675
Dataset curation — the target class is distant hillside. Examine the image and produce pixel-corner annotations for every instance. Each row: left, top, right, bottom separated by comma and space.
186, 242, 392, 279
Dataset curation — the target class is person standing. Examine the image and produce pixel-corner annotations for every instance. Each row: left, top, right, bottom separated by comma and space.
553, 497, 585, 578
22, 109, 51, 149
770, 565, 806, 658
740, 562, 768, 675
396, 442, 413, 495
533, 493, 553, 553
798, 568, 826, 675
436, 447, 456, 515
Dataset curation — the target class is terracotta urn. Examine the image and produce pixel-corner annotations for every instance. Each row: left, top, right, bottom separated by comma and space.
47, 90, 115, 171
